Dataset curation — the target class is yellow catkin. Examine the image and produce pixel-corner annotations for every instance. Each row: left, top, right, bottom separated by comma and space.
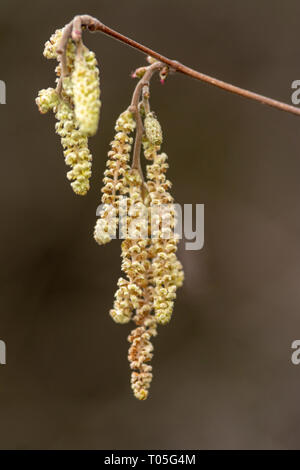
54, 99, 92, 195
43, 28, 76, 82
128, 316, 157, 400
37, 29, 101, 195
72, 46, 101, 136
94, 110, 136, 245
144, 112, 163, 146
36, 88, 59, 114
93, 99, 183, 398
143, 134, 184, 325
127, 240, 157, 401
112, 169, 157, 400
107, 111, 183, 398
43, 29, 63, 60
109, 172, 145, 325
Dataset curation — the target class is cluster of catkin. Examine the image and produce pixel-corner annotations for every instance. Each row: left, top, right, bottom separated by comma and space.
36, 28, 101, 195
94, 109, 184, 400
36, 25, 184, 399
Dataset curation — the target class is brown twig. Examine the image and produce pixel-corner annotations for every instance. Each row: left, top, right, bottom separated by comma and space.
142, 85, 151, 115
69, 14, 300, 118
56, 18, 83, 98
56, 14, 300, 117
71, 15, 82, 42
56, 21, 73, 77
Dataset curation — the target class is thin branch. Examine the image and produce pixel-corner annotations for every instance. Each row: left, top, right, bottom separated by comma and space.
56, 21, 73, 77
73, 14, 300, 118
71, 15, 82, 42
129, 62, 164, 180
142, 85, 151, 115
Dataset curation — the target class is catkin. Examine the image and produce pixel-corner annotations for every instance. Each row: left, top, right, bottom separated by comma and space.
36, 88, 59, 114
72, 46, 101, 136
36, 28, 101, 195
99, 107, 184, 399
143, 134, 184, 325
36, 86, 92, 195
116, 169, 157, 400
94, 110, 136, 245
55, 100, 92, 196
37, 27, 187, 400
144, 112, 163, 146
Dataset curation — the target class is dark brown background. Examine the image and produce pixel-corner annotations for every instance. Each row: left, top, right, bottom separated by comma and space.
1, 0, 300, 450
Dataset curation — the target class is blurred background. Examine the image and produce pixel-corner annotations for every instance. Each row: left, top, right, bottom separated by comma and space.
1, 0, 300, 450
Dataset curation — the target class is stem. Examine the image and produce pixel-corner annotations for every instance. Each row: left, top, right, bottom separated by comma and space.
71, 14, 300, 118
72, 15, 82, 42
56, 21, 73, 77
129, 62, 164, 180
56, 18, 84, 97
142, 85, 151, 115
